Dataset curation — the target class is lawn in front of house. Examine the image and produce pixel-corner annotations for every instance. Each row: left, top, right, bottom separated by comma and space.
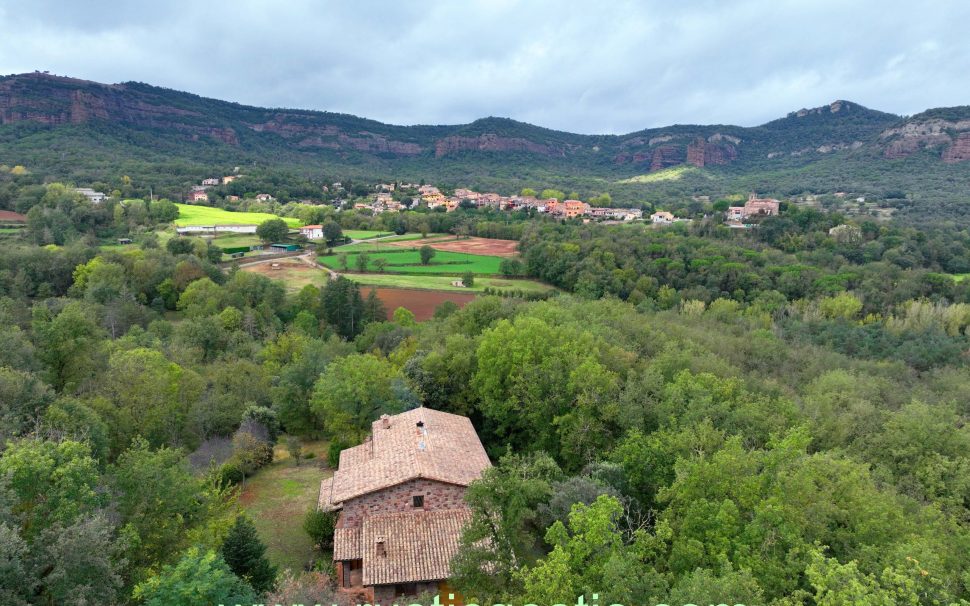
239, 439, 331, 572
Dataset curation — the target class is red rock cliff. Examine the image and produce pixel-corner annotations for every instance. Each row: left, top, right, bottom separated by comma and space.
942, 132, 970, 163
434, 133, 565, 158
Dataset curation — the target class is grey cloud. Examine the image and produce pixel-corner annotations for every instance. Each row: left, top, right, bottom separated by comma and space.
0, 0, 967, 133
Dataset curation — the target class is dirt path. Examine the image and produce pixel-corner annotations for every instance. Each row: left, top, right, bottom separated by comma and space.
238, 251, 339, 280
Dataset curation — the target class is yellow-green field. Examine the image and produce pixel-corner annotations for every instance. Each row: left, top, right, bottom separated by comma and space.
618, 165, 708, 184
174, 203, 301, 227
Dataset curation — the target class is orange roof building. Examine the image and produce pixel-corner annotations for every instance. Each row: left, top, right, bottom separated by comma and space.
321, 407, 491, 602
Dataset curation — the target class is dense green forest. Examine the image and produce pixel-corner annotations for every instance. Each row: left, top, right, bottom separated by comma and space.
2, 161, 970, 606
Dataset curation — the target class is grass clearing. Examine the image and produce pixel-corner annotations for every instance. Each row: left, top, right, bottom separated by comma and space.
97, 228, 176, 250
952, 273, 969, 282
618, 165, 708, 184
175, 203, 301, 227
240, 258, 553, 294
348, 273, 552, 293
239, 439, 331, 572
333, 234, 443, 253
212, 233, 263, 249
240, 260, 330, 291
320, 249, 504, 275
343, 230, 392, 240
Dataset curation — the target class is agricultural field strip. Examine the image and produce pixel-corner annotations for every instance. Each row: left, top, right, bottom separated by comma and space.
319, 249, 504, 274
347, 272, 551, 293
174, 203, 302, 227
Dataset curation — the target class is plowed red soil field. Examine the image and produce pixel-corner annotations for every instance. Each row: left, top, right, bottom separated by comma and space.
367, 287, 477, 320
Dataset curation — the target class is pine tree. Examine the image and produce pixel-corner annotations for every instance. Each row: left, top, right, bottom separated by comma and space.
220, 516, 277, 594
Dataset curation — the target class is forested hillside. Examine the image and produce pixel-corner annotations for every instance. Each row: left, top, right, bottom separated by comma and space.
3, 73, 970, 215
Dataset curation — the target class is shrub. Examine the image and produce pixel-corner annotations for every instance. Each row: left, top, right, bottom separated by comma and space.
303, 509, 338, 550
217, 462, 245, 487
327, 439, 349, 468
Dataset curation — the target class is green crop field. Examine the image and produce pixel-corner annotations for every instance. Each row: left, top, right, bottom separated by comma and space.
347, 273, 553, 293
212, 233, 263, 249
320, 249, 504, 274
332, 233, 442, 252
174, 203, 301, 227
343, 230, 391, 240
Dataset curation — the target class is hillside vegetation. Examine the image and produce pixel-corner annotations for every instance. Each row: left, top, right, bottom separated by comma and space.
3, 74, 970, 216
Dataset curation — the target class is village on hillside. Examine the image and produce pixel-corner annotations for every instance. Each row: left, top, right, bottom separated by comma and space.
169, 175, 787, 236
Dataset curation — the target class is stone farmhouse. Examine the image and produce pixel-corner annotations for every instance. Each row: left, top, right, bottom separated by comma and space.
727, 194, 781, 221
319, 407, 491, 603
651, 211, 675, 224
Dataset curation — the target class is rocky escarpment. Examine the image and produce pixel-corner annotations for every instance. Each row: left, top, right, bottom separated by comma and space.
687, 137, 738, 167
942, 132, 970, 163
249, 114, 422, 155
434, 133, 566, 158
0, 73, 240, 144
880, 117, 970, 161
614, 133, 738, 170
649, 146, 685, 170
4, 73, 970, 173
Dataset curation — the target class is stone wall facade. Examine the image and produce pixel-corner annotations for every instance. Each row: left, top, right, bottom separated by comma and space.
338, 478, 468, 529
373, 581, 440, 604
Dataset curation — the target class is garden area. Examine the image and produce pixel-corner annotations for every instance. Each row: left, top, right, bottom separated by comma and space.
239, 440, 331, 572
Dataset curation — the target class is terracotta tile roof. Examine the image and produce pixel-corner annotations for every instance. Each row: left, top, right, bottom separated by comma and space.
361, 509, 471, 586
334, 526, 362, 560
325, 407, 491, 505
318, 477, 337, 511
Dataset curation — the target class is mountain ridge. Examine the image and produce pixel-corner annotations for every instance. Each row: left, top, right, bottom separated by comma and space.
2, 72, 970, 200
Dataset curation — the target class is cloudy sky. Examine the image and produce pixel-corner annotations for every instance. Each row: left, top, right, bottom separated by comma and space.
1, 0, 968, 134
